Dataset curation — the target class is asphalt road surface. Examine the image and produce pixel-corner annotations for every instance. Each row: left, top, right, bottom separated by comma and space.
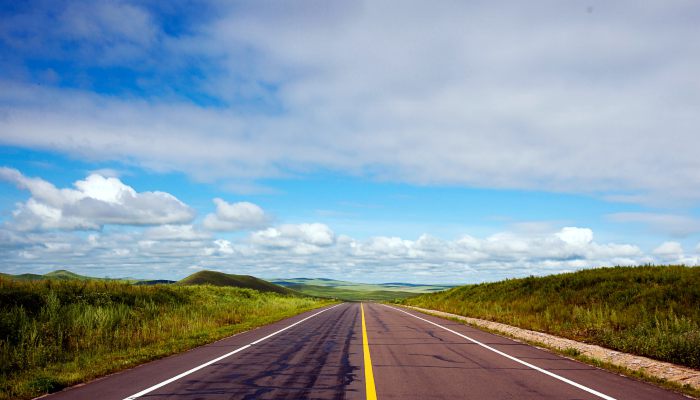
44, 303, 689, 399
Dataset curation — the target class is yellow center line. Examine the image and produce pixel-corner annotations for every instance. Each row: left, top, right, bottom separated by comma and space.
361, 303, 378, 400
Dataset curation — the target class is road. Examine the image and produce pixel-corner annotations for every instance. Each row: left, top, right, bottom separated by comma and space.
44, 303, 689, 399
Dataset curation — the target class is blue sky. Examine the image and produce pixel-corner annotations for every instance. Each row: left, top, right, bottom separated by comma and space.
1, 1, 699, 283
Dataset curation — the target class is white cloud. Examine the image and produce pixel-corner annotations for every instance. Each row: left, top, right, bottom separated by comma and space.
651, 241, 699, 265
360, 236, 415, 258
202, 198, 269, 231
607, 212, 700, 237
1, 2, 700, 204
143, 225, 210, 241
250, 223, 335, 255
0, 167, 195, 231
653, 241, 683, 257
556, 227, 594, 246
211, 239, 234, 255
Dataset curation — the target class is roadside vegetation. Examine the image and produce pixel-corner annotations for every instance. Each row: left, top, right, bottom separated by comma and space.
0, 277, 332, 400
398, 265, 700, 370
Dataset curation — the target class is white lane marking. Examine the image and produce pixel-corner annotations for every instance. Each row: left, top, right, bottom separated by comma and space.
123, 303, 343, 400
382, 305, 616, 400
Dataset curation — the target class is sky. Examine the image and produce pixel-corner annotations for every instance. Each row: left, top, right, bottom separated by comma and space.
0, 0, 699, 283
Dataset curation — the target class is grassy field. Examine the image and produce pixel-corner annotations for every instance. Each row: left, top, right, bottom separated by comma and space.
399, 265, 700, 369
273, 278, 453, 300
0, 278, 332, 400
285, 283, 418, 301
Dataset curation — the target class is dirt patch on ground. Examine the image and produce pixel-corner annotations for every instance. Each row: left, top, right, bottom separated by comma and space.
405, 305, 700, 391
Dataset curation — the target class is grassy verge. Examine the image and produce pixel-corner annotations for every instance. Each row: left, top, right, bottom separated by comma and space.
398, 265, 700, 370
0, 278, 333, 400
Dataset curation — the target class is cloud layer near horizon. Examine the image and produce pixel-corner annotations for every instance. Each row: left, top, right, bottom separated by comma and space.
1, 169, 698, 283
1, 1, 700, 205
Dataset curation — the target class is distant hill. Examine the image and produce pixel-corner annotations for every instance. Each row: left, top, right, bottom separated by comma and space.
44, 270, 92, 280
271, 278, 453, 301
134, 279, 177, 285
0, 270, 451, 300
272, 278, 453, 293
178, 270, 295, 295
0, 269, 94, 281
1, 270, 163, 284
271, 278, 358, 287
0, 272, 46, 281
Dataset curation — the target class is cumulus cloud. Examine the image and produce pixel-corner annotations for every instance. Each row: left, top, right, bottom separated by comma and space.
556, 227, 594, 246
653, 241, 683, 257
202, 198, 269, 231
650, 241, 699, 265
652, 242, 685, 264
0, 167, 195, 231
250, 223, 335, 254
1, 2, 700, 204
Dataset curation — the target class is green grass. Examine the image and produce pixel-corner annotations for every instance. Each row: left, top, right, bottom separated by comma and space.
399, 265, 700, 370
177, 270, 296, 295
0, 277, 332, 400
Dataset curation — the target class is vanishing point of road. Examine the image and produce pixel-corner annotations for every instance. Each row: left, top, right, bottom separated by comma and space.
44, 303, 688, 399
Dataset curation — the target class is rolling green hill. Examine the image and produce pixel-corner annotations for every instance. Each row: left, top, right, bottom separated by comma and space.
0, 272, 45, 281
399, 265, 700, 369
177, 270, 296, 295
0, 270, 94, 281
43, 270, 92, 280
